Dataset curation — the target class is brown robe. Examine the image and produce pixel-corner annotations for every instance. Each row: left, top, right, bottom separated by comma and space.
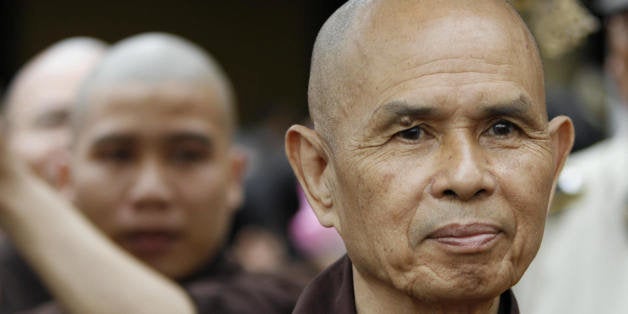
0, 242, 301, 314
293, 255, 520, 314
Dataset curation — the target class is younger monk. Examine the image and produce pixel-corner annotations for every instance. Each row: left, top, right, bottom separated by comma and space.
0, 32, 299, 314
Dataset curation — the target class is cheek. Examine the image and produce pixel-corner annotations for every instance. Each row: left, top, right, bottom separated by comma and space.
334, 153, 429, 268
11, 134, 51, 167
71, 166, 125, 234
178, 166, 232, 235
179, 165, 229, 207
496, 149, 554, 216
493, 148, 554, 260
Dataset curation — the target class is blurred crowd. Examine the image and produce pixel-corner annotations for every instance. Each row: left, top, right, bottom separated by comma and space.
0, 0, 625, 313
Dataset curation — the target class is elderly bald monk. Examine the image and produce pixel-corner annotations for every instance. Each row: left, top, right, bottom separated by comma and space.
0, 33, 299, 313
2, 37, 106, 185
285, 0, 574, 313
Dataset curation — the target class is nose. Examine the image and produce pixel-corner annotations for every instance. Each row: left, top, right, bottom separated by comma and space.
429, 133, 496, 201
129, 158, 173, 211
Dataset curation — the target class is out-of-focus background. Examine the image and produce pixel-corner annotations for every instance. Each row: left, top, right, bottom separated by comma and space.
0, 0, 350, 126
0, 0, 622, 281
0, 0, 351, 278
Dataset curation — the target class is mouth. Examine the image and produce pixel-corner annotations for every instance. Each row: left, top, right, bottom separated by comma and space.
119, 230, 181, 257
426, 223, 501, 253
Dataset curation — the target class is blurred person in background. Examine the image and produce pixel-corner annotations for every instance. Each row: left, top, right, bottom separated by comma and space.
0, 32, 300, 313
232, 111, 342, 278
515, 0, 628, 312
2, 37, 107, 186
230, 105, 300, 274
513, 0, 608, 152
288, 185, 345, 271
0, 37, 107, 313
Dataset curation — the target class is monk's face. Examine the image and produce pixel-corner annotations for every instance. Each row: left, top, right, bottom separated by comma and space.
319, 2, 566, 302
69, 82, 243, 279
7, 59, 97, 184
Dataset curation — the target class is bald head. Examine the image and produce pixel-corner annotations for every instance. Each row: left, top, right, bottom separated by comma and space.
4, 37, 107, 126
309, 0, 544, 145
74, 32, 235, 133
288, 1, 573, 310
2, 37, 106, 183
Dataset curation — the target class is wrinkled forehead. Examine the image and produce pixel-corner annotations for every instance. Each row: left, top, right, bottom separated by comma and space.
340, 1, 543, 108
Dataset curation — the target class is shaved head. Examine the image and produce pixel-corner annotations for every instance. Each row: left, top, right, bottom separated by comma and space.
74, 32, 236, 133
308, 0, 543, 147
3, 37, 107, 127
2, 37, 106, 183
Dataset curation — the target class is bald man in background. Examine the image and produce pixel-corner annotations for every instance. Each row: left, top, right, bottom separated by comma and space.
286, 0, 574, 313
2, 37, 107, 185
0, 32, 299, 313
0, 37, 107, 313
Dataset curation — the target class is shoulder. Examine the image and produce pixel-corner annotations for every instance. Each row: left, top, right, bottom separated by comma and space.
550, 137, 628, 215
293, 255, 356, 314
185, 260, 303, 314
0, 240, 51, 314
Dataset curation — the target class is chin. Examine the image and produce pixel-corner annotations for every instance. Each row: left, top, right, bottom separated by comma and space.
407, 280, 508, 304
397, 263, 513, 303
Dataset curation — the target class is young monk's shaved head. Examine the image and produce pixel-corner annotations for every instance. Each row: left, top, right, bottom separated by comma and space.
308, 0, 543, 147
1, 37, 107, 183
74, 33, 236, 134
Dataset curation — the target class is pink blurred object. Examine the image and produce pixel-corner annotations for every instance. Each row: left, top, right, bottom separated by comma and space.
289, 185, 345, 265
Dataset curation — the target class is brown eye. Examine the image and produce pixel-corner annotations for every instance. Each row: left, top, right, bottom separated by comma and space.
489, 120, 516, 136
397, 126, 423, 141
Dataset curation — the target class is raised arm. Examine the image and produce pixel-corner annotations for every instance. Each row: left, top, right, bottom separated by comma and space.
0, 132, 196, 314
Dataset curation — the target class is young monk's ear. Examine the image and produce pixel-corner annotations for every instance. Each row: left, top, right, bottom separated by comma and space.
226, 146, 247, 213
285, 125, 340, 231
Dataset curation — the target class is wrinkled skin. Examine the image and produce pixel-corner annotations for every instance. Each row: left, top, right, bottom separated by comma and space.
287, 1, 574, 313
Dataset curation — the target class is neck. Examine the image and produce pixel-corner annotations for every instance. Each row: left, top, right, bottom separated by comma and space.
352, 266, 501, 314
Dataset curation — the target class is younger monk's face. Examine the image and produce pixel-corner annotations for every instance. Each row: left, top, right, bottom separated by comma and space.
69, 82, 242, 279
294, 1, 573, 304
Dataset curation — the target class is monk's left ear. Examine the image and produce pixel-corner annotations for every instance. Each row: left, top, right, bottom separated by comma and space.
548, 115, 575, 181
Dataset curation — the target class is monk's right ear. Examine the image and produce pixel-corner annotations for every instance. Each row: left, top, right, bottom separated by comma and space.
285, 125, 338, 229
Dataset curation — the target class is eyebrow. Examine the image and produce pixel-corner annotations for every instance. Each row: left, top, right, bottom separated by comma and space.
369, 95, 539, 131
165, 132, 213, 146
91, 134, 135, 147
34, 107, 70, 127
478, 96, 539, 127
368, 101, 442, 131
90, 132, 214, 152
